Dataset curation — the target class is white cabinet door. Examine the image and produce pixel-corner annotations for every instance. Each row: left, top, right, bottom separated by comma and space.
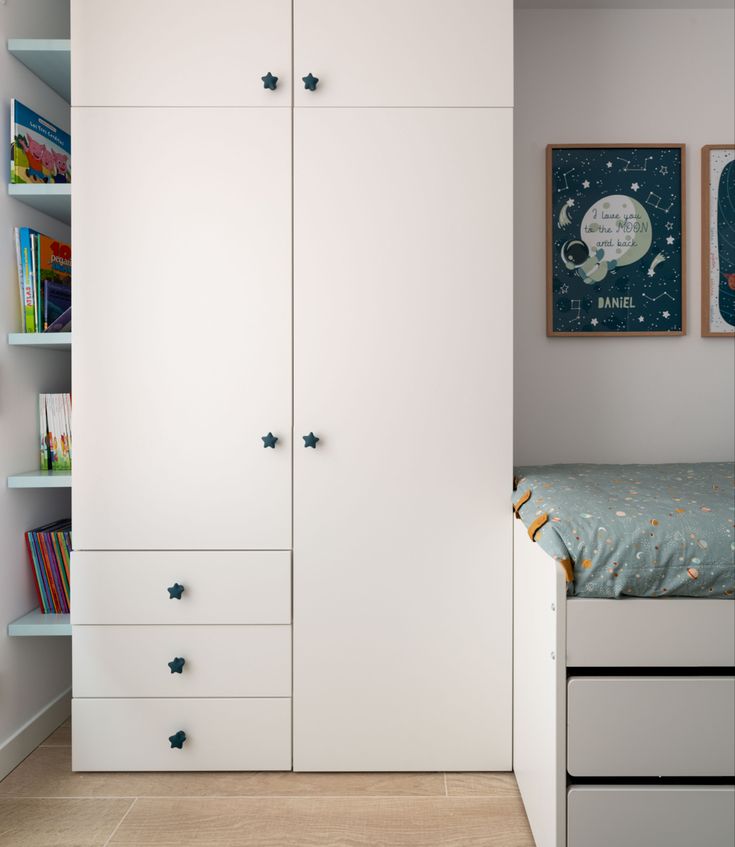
71, 0, 291, 106
293, 108, 513, 771
72, 109, 291, 550
294, 0, 512, 107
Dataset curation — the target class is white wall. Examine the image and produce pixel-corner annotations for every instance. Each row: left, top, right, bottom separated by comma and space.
0, 0, 71, 775
514, 7, 735, 465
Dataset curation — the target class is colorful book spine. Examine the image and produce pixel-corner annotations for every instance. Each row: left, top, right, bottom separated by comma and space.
24, 520, 72, 613
19, 227, 36, 332
14, 228, 25, 332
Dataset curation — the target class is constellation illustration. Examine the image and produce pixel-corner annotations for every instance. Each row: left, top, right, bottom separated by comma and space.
557, 168, 575, 191
645, 192, 674, 213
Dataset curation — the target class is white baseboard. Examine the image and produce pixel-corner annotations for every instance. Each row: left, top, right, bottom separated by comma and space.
0, 687, 71, 781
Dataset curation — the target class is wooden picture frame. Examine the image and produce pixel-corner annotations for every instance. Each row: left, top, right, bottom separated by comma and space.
547, 144, 686, 337
701, 144, 735, 337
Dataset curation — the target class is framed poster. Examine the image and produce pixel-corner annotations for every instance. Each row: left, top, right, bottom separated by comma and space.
547, 144, 685, 337
701, 144, 735, 337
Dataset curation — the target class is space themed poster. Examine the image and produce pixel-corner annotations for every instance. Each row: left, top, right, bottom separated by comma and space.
547, 145, 685, 336
702, 145, 735, 337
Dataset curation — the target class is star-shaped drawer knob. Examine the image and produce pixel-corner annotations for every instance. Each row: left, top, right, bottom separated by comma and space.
168, 730, 187, 749
302, 72, 319, 91
168, 657, 186, 674
302, 432, 320, 448
167, 583, 185, 600
261, 432, 279, 448
261, 71, 278, 90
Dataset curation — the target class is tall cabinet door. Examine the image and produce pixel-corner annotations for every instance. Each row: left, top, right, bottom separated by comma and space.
294, 0, 512, 107
293, 108, 513, 770
72, 0, 292, 106
72, 108, 292, 550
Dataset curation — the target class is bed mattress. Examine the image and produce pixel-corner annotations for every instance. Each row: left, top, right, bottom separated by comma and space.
513, 463, 735, 598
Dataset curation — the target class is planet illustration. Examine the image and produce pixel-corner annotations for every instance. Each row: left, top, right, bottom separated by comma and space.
687, 567, 699, 580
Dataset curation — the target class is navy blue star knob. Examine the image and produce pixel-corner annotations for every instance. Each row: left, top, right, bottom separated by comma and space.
302, 432, 320, 448
262, 432, 279, 448
261, 71, 278, 90
169, 730, 186, 749
302, 73, 319, 91
167, 582, 185, 600
168, 657, 186, 674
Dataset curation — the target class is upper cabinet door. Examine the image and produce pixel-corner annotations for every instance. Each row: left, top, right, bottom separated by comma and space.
72, 108, 292, 550
294, 0, 512, 107
71, 0, 291, 106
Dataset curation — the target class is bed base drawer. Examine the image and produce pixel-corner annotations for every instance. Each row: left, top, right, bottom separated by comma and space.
72, 698, 291, 771
567, 598, 735, 667
568, 785, 735, 847
568, 676, 735, 777
73, 625, 291, 697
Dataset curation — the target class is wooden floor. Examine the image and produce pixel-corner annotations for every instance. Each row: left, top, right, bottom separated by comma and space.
0, 719, 534, 846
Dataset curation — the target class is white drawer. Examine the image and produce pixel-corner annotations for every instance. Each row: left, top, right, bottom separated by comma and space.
73, 626, 291, 697
568, 785, 735, 847
72, 551, 290, 624
568, 676, 735, 777
72, 698, 291, 771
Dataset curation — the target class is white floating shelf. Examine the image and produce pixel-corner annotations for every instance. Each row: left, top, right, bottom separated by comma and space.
8, 608, 71, 637
8, 184, 71, 225
7, 38, 71, 102
8, 332, 71, 351
7, 470, 72, 489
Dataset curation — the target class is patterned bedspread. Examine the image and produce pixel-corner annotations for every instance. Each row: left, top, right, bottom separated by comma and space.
513, 463, 735, 599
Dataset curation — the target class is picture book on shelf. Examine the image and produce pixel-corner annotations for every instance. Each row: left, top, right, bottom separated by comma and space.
14, 227, 71, 332
39, 393, 72, 472
10, 99, 71, 184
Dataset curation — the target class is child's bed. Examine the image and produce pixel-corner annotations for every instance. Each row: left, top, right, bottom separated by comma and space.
512, 463, 735, 847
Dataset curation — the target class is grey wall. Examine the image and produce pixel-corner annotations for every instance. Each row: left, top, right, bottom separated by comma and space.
514, 7, 735, 465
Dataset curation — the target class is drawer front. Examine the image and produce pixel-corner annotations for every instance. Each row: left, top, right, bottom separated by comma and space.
72, 698, 291, 771
72, 551, 290, 624
568, 676, 735, 777
567, 599, 735, 667
568, 785, 735, 847
73, 626, 291, 697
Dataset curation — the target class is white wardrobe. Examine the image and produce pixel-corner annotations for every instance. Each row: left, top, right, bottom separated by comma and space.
70, 0, 513, 772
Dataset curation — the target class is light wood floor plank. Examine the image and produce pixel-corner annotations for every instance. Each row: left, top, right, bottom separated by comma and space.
0, 798, 132, 847
0, 747, 444, 798
109, 797, 535, 846
445, 773, 520, 797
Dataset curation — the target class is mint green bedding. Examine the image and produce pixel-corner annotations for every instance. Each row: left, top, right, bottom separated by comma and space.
513, 463, 735, 599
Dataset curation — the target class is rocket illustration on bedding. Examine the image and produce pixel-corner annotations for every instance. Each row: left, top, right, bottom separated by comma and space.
549, 146, 683, 335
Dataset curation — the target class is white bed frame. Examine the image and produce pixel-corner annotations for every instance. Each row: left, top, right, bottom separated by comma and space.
513, 518, 735, 847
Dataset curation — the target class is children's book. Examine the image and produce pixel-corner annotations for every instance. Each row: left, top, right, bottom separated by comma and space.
10, 99, 71, 185
12, 229, 71, 333
39, 235, 72, 331
24, 519, 72, 613
14, 228, 25, 332
39, 393, 72, 471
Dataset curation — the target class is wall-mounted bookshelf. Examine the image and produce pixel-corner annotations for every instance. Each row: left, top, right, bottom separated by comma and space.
7, 470, 72, 489
7, 184, 71, 225
7, 38, 71, 102
8, 333, 71, 351
7, 608, 71, 637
